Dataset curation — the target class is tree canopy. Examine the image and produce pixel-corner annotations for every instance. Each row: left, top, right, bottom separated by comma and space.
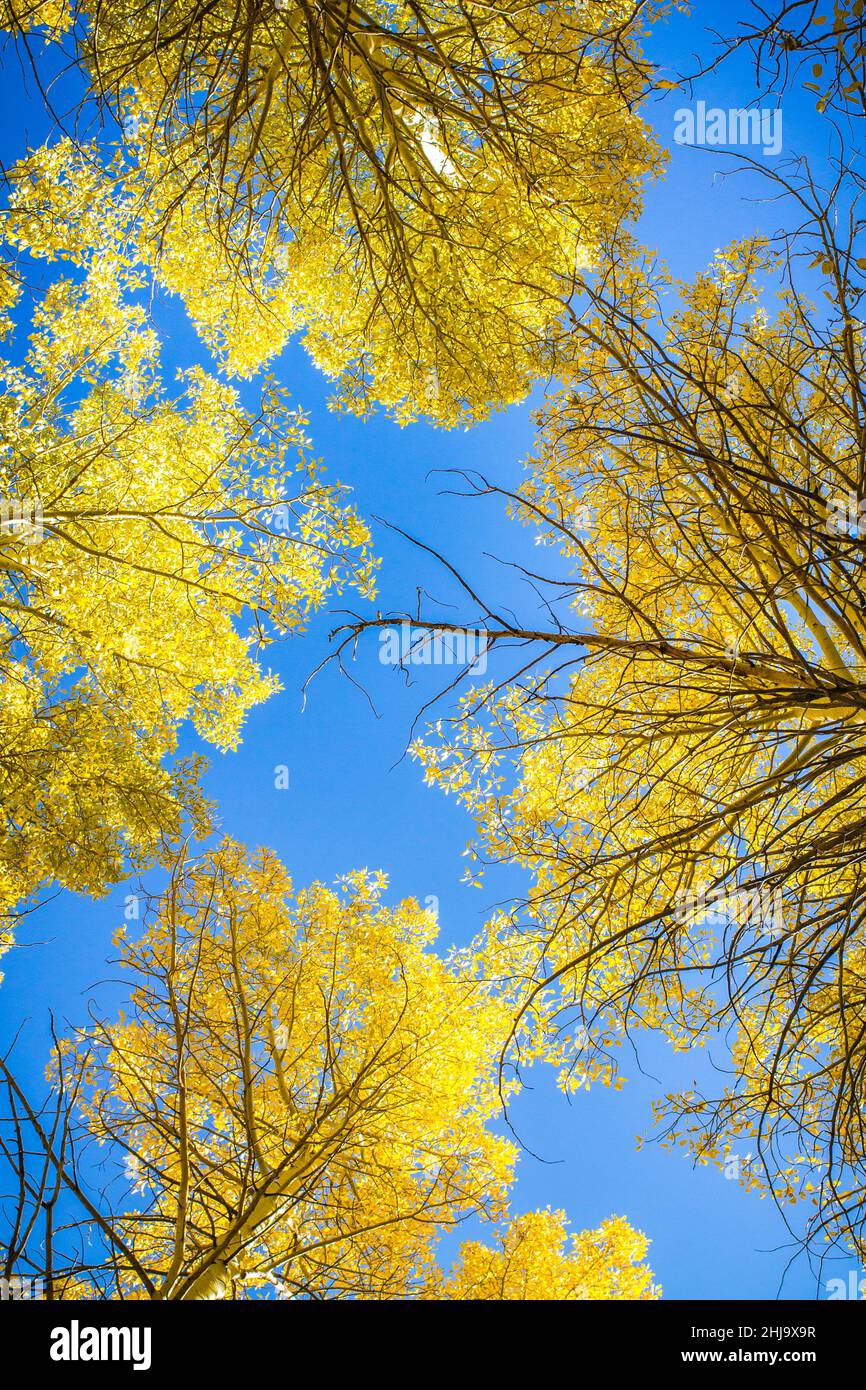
0, 144, 373, 960
393, 184, 866, 1254
4, 0, 664, 421
0, 840, 658, 1300
2, 0, 865, 1301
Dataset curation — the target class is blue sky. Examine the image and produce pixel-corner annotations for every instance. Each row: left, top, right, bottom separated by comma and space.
0, 2, 860, 1299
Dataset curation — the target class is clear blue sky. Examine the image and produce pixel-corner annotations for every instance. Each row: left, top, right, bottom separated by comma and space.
0, 2, 858, 1299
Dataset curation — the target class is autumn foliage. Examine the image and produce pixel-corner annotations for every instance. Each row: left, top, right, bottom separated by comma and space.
3, 0, 865, 1301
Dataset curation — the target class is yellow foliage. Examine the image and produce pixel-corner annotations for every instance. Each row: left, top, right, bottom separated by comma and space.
414, 230, 866, 1247
432, 1210, 659, 1300
48, 839, 657, 1299
38, 0, 670, 422
0, 0, 70, 34
0, 169, 374, 958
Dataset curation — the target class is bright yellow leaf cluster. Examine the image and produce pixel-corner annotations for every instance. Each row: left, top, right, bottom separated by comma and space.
48, 839, 657, 1300
22, 0, 669, 422
0, 157, 374, 962
414, 228, 866, 1247
432, 1210, 659, 1300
